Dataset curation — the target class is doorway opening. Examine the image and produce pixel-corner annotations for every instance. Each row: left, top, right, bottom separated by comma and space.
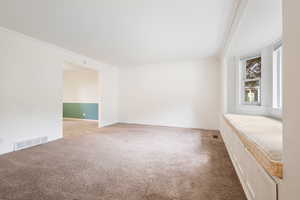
62, 62, 100, 138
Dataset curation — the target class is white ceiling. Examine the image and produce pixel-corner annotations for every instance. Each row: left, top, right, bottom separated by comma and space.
0, 0, 236, 66
228, 0, 282, 56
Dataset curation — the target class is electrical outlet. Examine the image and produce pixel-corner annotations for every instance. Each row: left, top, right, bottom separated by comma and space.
0, 138, 3, 144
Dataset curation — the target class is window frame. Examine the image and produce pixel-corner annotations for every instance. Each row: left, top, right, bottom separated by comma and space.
273, 44, 283, 109
239, 55, 262, 106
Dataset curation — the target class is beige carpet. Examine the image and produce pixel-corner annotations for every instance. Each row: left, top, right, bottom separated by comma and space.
0, 120, 246, 200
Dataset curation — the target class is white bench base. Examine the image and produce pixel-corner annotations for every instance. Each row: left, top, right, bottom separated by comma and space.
220, 116, 278, 200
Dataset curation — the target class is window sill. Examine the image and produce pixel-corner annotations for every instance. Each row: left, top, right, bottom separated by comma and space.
268, 108, 282, 119
234, 104, 282, 119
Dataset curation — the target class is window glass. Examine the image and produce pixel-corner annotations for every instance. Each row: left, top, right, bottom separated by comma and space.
273, 46, 282, 109
241, 56, 261, 105
246, 57, 261, 79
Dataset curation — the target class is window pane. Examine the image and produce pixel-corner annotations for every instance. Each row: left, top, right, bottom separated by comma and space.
246, 57, 261, 79
278, 47, 282, 108
244, 88, 259, 104
241, 56, 261, 105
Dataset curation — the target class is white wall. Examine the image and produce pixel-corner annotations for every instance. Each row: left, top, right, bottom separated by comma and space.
226, 56, 237, 113
118, 59, 220, 130
0, 29, 63, 155
63, 70, 99, 103
281, 0, 300, 199
220, 58, 228, 115
99, 67, 119, 127
0, 27, 119, 155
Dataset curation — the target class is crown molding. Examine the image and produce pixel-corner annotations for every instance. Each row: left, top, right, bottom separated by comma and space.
219, 0, 249, 59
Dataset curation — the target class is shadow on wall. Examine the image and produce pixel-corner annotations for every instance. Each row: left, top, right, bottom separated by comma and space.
63, 103, 99, 120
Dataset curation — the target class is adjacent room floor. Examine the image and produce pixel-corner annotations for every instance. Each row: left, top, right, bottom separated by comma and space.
0, 120, 246, 200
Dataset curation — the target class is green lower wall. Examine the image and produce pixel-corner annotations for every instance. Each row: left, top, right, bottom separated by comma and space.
63, 103, 98, 120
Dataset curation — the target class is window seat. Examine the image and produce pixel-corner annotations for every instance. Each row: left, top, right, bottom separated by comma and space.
223, 114, 283, 179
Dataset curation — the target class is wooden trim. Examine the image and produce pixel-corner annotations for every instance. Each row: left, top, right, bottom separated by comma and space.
223, 116, 283, 179
63, 118, 98, 122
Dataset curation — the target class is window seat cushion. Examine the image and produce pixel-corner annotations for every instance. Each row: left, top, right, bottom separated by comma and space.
223, 114, 283, 178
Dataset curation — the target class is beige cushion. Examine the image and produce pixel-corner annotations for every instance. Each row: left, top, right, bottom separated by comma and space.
224, 114, 282, 162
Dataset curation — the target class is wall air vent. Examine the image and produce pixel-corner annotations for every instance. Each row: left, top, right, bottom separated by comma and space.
14, 136, 48, 151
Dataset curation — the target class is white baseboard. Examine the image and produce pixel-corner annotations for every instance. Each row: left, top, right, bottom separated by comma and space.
0, 135, 62, 156
118, 121, 218, 131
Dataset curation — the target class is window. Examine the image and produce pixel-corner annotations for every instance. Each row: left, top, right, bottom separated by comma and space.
273, 45, 282, 109
240, 56, 262, 105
